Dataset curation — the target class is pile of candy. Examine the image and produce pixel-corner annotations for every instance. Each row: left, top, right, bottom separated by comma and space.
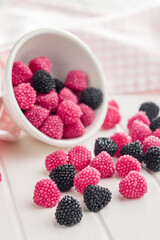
32, 100, 160, 227
12, 56, 103, 139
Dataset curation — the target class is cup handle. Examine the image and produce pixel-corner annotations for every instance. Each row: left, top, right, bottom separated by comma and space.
0, 92, 21, 141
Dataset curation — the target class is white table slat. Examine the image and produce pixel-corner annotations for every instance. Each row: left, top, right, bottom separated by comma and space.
0, 158, 26, 240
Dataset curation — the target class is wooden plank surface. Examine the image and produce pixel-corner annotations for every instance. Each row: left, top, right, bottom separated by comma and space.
1, 94, 160, 240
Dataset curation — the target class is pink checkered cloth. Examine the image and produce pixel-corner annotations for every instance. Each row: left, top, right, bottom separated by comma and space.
0, 0, 160, 140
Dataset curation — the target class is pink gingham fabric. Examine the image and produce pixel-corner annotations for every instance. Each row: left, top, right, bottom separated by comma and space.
0, 0, 160, 140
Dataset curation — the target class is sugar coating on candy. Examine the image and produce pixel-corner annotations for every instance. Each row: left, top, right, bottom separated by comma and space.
150, 116, 160, 131
36, 90, 58, 112
59, 87, 78, 104
139, 102, 159, 121
0, 172, 2, 182
54, 79, 64, 93
74, 166, 100, 194
110, 132, 131, 157
129, 120, 152, 143
68, 145, 91, 171
63, 119, 85, 139
25, 105, 49, 129
83, 185, 112, 212
55, 195, 83, 226
119, 171, 147, 199
153, 128, 160, 138
49, 164, 75, 192
90, 151, 115, 178
39, 115, 63, 139
94, 137, 119, 156
12, 61, 33, 86
81, 87, 103, 110
33, 178, 61, 207
57, 100, 82, 125
33, 70, 55, 93
102, 105, 121, 129
127, 111, 150, 130
45, 150, 68, 172
120, 141, 144, 163
65, 70, 87, 92
14, 83, 36, 110
108, 99, 119, 109
143, 146, 160, 171
79, 103, 95, 127
116, 155, 141, 178
143, 135, 160, 153
29, 56, 52, 74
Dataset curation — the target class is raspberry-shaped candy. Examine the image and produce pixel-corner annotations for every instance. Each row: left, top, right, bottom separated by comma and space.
57, 100, 82, 125
79, 103, 95, 127
39, 115, 63, 139
0, 172, 2, 182
94, 137, 119, 156
55, 196, 83, 226
63, 119, 85, 139
29, 56, 52, 74
49, 164, 75, 192
120, 141, 144, 163
102, 105, 121, 129
59, 87, 78, 104
45, 150, 68, 172
25, 105, 49, 129
33, 178, 61, 207
127, 111, 150, 130
129, 120, 152, 143
54, 79, 64, 93
116, 155, 141, 177
14, 83, 36, 110
65, 70, 87, 92
150, 116, 160, 131
144, 146, 160, 171
90, 151, 115, 178
84, 185, 112, 212
110, 132, 131, 157
68, 145, 91, 171
33, 70, 55, 93
139, 102, 159, 121
81, 87, 103, 110
143, 135, 160, 153
108, 99, 119, 109
74, 166, 100, 194
119, 171, 147, 198
36, 90, 58, 112
153, 128, 160, 138
12, 61, 33, 86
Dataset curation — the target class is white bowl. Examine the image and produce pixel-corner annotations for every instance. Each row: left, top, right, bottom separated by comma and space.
3, 28, 107, 147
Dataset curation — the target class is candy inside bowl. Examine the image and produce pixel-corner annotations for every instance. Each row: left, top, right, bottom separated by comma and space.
3, 28, 107, 147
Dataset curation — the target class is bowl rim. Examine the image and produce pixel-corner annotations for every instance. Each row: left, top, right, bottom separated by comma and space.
4, 28, 108, 147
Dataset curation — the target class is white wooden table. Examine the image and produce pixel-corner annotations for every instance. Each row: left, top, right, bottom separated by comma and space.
0, 93, 160, 240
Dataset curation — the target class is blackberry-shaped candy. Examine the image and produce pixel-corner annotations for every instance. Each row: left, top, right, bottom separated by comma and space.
55, 195, 83, 226
54, 78, 64, 93
120, 141, 144, 163
49, 164, 75, 192
150, 116, 160, 131
94, 137, 119, 156
33, 70, 55, 93
143, 146, 160, 171
83, 185, 112, 212
81, 87, 103, 110
139, 102, 159, 121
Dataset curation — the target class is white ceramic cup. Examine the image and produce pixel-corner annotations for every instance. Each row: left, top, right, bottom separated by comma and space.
2, 28, 107, 147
